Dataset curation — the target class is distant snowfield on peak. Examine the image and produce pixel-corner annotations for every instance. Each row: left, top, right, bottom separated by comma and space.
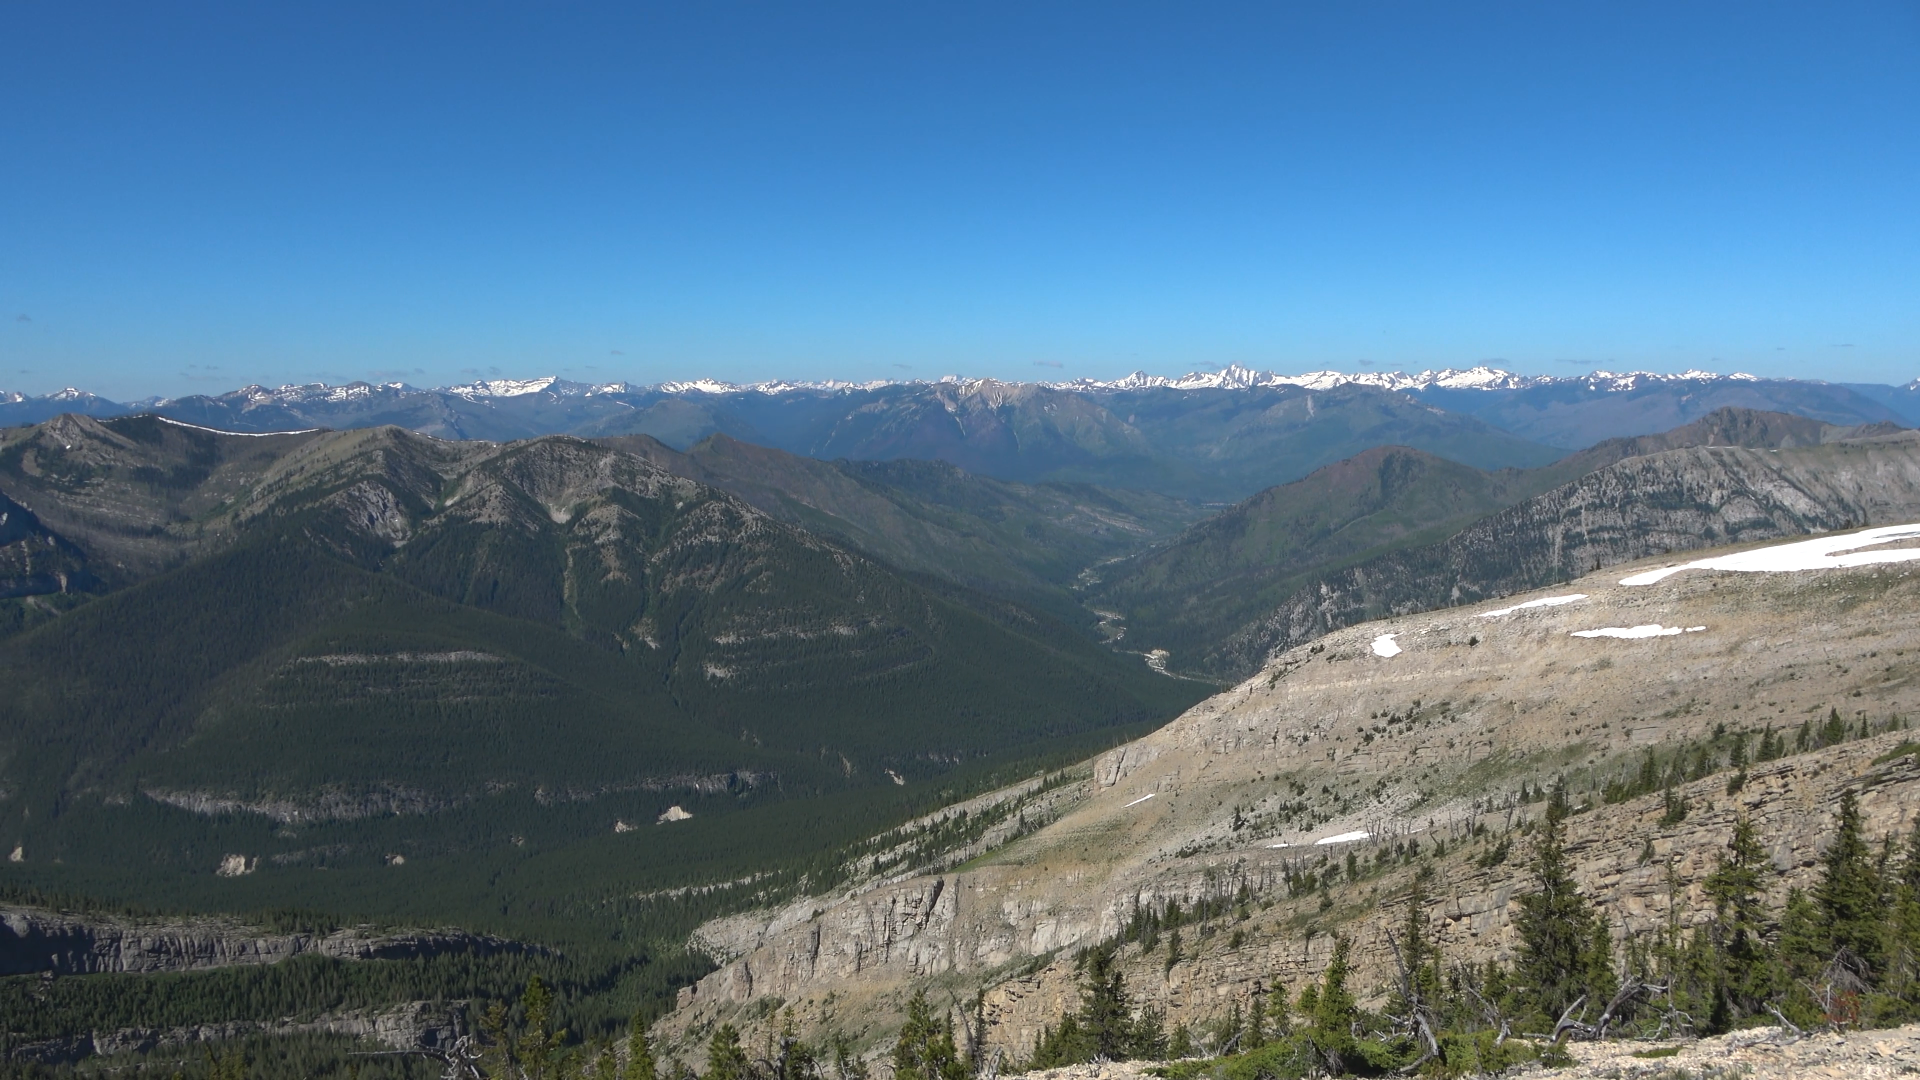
1370, 634, 1402, 657
444, 376, 564, 400
1620, 523, 1920, 585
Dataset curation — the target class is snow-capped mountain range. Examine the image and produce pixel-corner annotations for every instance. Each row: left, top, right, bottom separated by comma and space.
0, 363, 1889, 409
3, 366, 1916, 477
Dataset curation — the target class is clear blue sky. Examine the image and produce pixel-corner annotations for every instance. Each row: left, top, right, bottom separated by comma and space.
2, 2, 1916, 399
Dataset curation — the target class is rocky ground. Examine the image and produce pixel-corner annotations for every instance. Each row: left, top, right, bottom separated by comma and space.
999, 1023, 1920, 1079
1534, 1023, 1920, 1079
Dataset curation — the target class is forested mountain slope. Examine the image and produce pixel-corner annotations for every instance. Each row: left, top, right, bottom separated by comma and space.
0, 415, 1202, 908
1085, 447, 1524, 668
1211, 431, 1920, 677
598, 432, 1206, 617
1089, 408, 1903, 676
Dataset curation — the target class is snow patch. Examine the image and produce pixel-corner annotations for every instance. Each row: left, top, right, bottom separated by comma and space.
1478, 594, 1587, 618
1315, 831, 1371, 846
1123, 793, 1157, 808
1570, 625, 1706, 639
1371, 634, 1402, 658
1620, 524, 1920, 585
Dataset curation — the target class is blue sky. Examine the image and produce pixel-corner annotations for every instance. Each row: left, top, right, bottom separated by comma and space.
2, 2, 1916, 399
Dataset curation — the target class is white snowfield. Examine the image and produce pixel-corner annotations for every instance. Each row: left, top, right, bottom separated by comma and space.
1123, 793, 1157, 808
1315, 831, 1372, 846
1571, 625, 1706, 639
1620, 524, 1920, 586
1371, 634, 1402, 657
1477, 594, 1587, 618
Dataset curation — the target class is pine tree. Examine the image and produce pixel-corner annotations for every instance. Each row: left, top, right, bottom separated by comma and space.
1303, 936, 1358, 1075
1389, 867, 1443, 1017
1822, 708, 1849, 748
1816, 791, 1886, 980
1217, 999, 1244, 1055
892, 991, 967, 1080
704, 1025, 751, 1080
1266, 978, 1292, 1036
1027, 1017, 1092, 1070
484, 977, 570, 1080
1889, 820, 1920, 1004
1512, 791, 1616, 1025
626, 1015, 658, 1080
1703, 817, 1781, 1022
1244, 987, 1267, 1050
1133, 1005, 1169, 1061
1077, 945, 1139, 1060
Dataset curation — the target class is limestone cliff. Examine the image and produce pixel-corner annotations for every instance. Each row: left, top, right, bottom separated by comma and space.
0, 908, 532, 976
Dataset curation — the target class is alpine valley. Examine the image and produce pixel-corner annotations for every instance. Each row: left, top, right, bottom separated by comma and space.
5, 367, 1920, 1078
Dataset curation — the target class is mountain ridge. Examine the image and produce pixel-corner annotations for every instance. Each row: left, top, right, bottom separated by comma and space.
7, 367, 1914, 495
1090, 407, 1910, 674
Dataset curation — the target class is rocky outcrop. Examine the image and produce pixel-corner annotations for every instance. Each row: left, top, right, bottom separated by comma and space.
0, 909, 533, 976
6, 999, 468, 1065
969, 738, 1920, 1057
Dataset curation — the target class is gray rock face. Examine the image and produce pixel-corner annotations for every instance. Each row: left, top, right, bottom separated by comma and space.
0, 908, 530, 976
6, 1000, 468, 1065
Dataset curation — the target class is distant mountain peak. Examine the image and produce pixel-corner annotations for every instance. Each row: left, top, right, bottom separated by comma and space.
444, 375, 565, 399
1047, 364, 1769, 394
